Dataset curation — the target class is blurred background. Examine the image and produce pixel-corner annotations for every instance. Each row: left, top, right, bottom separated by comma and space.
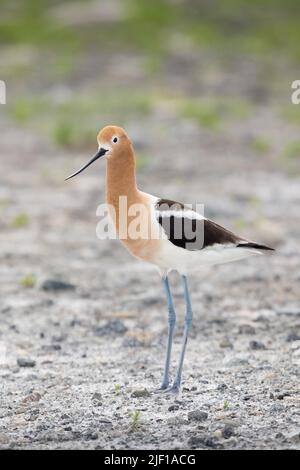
0, 0, 300, 450
1, 0, 300, 154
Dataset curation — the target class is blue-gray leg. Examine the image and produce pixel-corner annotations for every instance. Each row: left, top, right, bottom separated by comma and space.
167, 274, 193, 393
159, 275, 176, 390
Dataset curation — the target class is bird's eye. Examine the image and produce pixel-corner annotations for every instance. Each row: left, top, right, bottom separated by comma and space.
112, 136, 118, 144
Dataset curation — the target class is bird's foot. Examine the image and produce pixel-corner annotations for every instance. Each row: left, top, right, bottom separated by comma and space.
162, 382, 181, 395
153, 381, 170, 394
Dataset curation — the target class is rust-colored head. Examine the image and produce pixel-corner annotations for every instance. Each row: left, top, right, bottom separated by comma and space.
65, 125, 133, 181
97, 125, 133, 160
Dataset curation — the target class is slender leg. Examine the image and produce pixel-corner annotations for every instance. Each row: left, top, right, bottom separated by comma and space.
166, 274, 193, 394
157, 275, 176, 390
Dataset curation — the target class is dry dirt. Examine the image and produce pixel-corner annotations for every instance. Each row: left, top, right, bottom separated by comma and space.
0, 100, 299, 450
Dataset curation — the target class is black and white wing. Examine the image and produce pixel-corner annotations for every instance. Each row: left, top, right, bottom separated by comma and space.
155, 199, 274, 252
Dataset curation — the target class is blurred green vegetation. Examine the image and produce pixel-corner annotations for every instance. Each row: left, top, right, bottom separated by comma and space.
282, 140, 300, 160
1, 0, 300, 58
250, 136, 272, 154
1, 0, 300, 152
180, 98, 252, 129
11, 212, 30, 228
9, 91, 153, 149
20, 273, 36, 288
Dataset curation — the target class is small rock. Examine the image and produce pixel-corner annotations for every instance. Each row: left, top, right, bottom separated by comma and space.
249, 340, 266, 350
21, 392, 41, 404
168, 404, 179, 412
0, 432, 9, 445
122, 337, 144, 347
217, 383, 228, 392
286, 332, 300, 342
98, 419, 112, 425
84, 432, 98, 441
131, 388, 150, 398
276, 391, 292, 400
92, 392, 103, 405
52, 335, 66, 343
42, 344, 61, 351
225, 358, 249, 367
188, 435, 219, 449
222, 424, 235, 439
17, 358, 36, 368
167, 416, 187, 425
288, 430, 300, 444
92, 392, 102, 401
243, 395, 252, 401
238, 324, 255, 335
188, 410, 208, 422
270, 404, 284, 413
41, 279, 76, 291
276, 307, 300, 317
94, 319, 127, 336
219, 338, 233, 348
24, 409, 40, 421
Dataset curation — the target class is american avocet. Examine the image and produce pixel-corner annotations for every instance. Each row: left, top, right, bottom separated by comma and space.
66, 125, 274, 394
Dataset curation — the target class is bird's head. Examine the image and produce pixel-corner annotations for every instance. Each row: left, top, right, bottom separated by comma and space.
65, 125, 132, 180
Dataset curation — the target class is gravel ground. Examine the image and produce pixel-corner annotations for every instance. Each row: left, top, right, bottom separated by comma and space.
0, 103, 299, 450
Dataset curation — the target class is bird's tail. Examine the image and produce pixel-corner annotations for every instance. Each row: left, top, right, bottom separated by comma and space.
237, 241, 275, 251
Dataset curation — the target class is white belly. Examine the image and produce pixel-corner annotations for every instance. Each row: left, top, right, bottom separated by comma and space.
152, 238, 261, 275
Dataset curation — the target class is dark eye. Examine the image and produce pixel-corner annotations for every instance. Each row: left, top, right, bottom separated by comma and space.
112, 136, 118, 143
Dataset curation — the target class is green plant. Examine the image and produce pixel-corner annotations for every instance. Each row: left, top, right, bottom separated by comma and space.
223, 399, 230, 410
251, 136, 271, 154
20, 274, 36, 288
282, 140, 300, 159
11, 212, 29, 227
180, 101, 220, 129
129, 409, 142, 431
53, 121, 75, 147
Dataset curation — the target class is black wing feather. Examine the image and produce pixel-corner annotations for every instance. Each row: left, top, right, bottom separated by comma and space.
156, 198, 274, 252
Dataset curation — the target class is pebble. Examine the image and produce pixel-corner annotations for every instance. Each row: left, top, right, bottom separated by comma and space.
238, 324, 256, 335
24, 409, 40, 422
249, 340, 266, 350
92, 392, 102, 402
217, 383, 228, 392
17, 358, 36, 368
288, 430, 300, 444
41, 279, 76, 291
131, 388, 151, 398
187, 434, 219, 449
219, 338, 233, 348
286, 332, 300, 342
225, 358, 249, 367
84, 432, 98, 441
276, 391, 292, 400
167, 416, 187, 425
94, 319, 127, 336
188, 410, 208, 422
222, 424, 235, 439
21, 392, 41, 404
168, 404, 179, 412
122, 337, 144, 347
276, 307, 300, 317
92, 392, 103, 405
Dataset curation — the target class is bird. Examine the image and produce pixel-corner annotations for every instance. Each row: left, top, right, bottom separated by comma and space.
65, 125, 274, 394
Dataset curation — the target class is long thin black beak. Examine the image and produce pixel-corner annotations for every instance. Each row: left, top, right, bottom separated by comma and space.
65, 147, 108, 181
